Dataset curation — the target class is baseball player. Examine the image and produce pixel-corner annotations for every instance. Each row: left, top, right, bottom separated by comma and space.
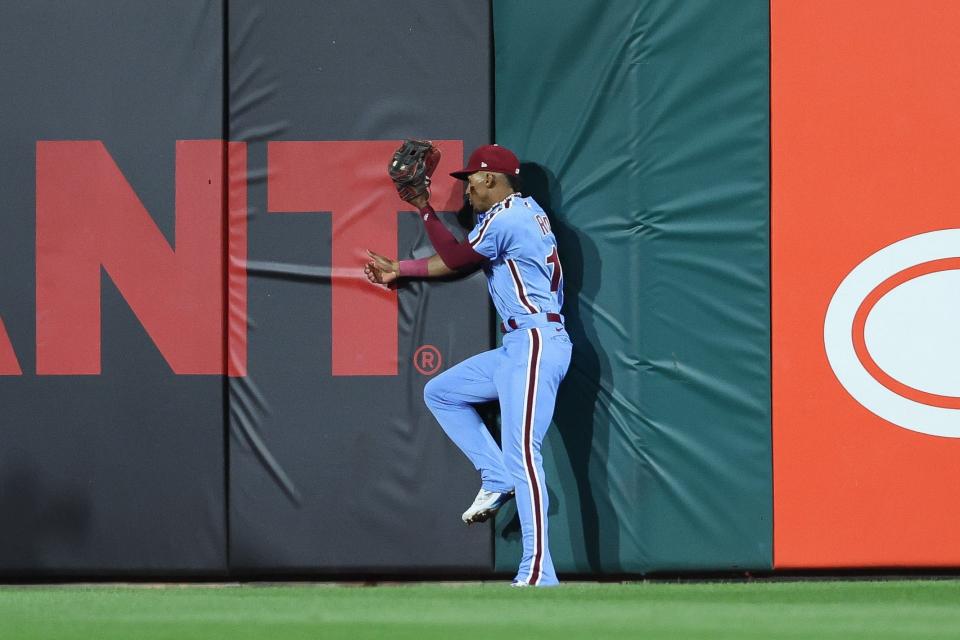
366, 143, 571, 587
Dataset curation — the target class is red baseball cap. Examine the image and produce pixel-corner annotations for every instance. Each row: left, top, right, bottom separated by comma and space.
450, 144, 520, 179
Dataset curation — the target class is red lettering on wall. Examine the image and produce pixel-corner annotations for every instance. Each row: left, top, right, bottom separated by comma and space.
0, 317, 22, 375
36, 140, 247, 375
267, 140, 462, 376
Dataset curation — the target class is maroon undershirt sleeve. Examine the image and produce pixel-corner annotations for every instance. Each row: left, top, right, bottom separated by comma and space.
419, 204, 486, 271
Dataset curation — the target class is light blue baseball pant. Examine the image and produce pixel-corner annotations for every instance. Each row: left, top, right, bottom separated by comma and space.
424, 324, 572, 586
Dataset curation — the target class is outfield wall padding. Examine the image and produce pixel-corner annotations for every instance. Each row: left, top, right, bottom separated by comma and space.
9, 0, 957, 578
492, 0, 772, 574
772, 0, 960, 568
225, 0, 495, 573
0, 0, 495, 577
0, 1, 227, 574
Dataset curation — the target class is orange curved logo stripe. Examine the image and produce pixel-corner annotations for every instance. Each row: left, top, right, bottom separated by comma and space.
851, 257, 960, 409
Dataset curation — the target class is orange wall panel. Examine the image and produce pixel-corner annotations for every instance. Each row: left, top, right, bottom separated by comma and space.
772, 0, 960, 567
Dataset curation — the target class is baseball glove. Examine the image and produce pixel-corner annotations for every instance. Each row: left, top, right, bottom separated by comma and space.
388, 139, 441, 203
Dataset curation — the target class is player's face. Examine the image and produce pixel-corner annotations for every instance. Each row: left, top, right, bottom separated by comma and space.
465, 172, 493, 212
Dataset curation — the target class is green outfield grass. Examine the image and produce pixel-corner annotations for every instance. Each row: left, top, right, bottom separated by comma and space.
1, 579, 959, 639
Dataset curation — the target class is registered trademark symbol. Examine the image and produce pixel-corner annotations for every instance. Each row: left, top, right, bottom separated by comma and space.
413, 345, 442, 375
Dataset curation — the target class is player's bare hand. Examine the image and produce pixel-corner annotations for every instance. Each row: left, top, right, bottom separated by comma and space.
365, 249, 399, 287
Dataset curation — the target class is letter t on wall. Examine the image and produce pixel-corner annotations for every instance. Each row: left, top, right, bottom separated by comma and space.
267, 141, 463, 376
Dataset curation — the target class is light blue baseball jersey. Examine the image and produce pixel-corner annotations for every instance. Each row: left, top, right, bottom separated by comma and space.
425, 191, 572, 586
467, 193, 564, 321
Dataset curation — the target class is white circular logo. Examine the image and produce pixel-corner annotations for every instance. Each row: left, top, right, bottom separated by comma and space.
823, 229, 960, 438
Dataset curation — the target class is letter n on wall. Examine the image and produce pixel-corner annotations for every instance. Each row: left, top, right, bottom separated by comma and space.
35, 140, 247, 375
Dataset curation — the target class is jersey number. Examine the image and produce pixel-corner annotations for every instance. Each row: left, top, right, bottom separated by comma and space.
545, 247, 562, 293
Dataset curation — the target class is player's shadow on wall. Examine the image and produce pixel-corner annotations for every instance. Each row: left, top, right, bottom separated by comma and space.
497, 163, 616, 575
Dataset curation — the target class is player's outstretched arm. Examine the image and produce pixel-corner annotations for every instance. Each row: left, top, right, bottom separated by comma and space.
421, 254, 456, 277
417, 204, 486, 272
364, 250, 455, 287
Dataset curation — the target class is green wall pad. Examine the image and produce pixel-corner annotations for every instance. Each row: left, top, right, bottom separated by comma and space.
493, 0, 772, 574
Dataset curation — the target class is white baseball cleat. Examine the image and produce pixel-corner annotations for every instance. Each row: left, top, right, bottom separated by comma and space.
510, 580, 530, 588
461, 488, 515, 524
